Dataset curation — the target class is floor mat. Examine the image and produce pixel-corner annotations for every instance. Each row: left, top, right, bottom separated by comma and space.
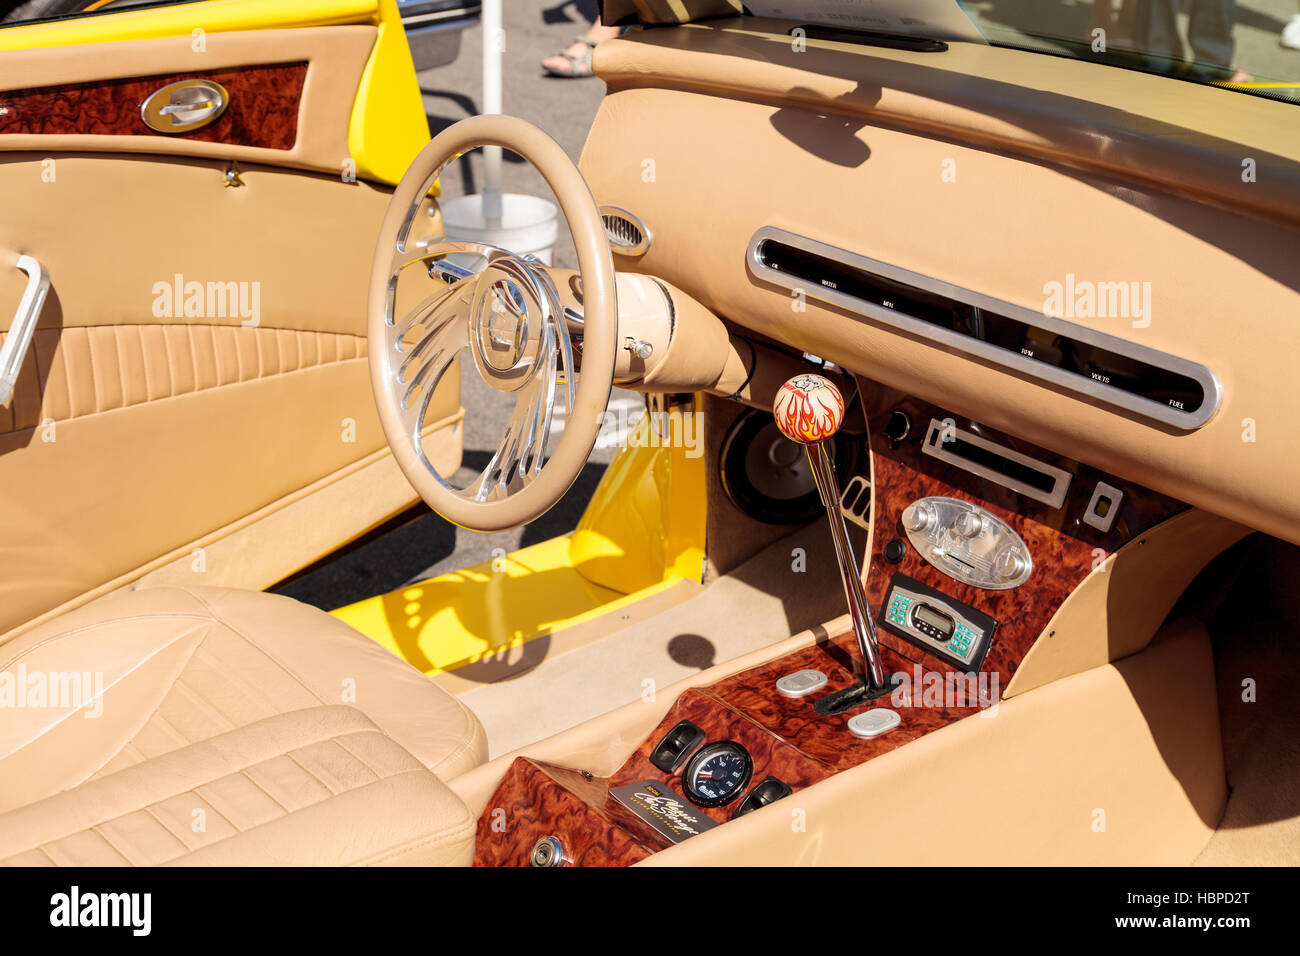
458, 518, 863, 757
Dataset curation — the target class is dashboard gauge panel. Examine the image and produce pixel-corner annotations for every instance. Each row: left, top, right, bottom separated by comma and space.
682, 741, 754, 807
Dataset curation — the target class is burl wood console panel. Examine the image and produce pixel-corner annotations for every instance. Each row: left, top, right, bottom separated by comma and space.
474, 759, 655, 867
0, 62, 306, 149
707, 633, 981, 773
473, 388, 1188, 865
858, 387, 1185, 686
474, 653, 979, 865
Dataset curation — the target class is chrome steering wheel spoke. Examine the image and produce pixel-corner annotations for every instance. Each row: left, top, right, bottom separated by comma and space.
367, 116, 617, 532
381, 206, 577, 498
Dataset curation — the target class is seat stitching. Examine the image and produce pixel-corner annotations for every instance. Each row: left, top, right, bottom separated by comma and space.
1, 611, 218, 670
141, 803, 195, 853
177, 589, 331, 707
283, 750, 340, 798
89, 823, 139, 866
185, 641, 297, 724
239, 768, 293, 816
154, 589, 486, 778
159, 770, 474, 866
145, 709, 194, 750
192, 784, 245, 836
192, 795, 238, 836
176, 590, 484, 776
92, 738, 146, 780
58, 632, 213, 787
67, 707, 193, 790
168, 673, 241, 737
330, 733, 384, 780
354, 823, 477, 867
427, 699, 486, 776
0, 621, 211, 764
352, 793, 477, 866
9, 715, 371, 859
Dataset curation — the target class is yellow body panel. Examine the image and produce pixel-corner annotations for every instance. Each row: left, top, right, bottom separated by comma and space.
569, 410, 706, 592
0, 0, 429, 185
344, 0, 431, 187
333, 412, 707, 675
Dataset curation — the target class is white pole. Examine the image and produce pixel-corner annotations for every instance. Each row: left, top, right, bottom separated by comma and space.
481, 0, 503, 226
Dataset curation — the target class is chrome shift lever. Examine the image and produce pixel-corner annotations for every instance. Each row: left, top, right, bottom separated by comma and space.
774, 374, 892, 705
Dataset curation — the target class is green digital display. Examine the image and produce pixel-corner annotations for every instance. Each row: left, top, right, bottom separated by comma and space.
913, 604, 954, 636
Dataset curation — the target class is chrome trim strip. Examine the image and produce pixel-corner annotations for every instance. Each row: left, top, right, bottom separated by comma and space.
746, 227, 1222, 430
921, 419, 1072, 509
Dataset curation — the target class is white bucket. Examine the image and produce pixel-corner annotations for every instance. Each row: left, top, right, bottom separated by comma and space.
440, 192, 559, 265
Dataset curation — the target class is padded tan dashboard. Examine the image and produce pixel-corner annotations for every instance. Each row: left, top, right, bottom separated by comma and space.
583, 20, 1300, 544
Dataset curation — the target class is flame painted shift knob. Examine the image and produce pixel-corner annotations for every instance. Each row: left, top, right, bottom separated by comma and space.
773, 373, 845, 445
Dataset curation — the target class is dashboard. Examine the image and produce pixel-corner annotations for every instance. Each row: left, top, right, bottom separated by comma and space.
579, 20, 1300, 545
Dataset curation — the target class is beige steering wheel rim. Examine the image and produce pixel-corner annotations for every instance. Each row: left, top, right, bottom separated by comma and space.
367, 115, 617, 532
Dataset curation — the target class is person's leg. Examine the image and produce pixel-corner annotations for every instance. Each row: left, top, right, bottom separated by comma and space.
1131, 0, 1185, 71
541, 18, 622, 77
1185, 0, 1237, 76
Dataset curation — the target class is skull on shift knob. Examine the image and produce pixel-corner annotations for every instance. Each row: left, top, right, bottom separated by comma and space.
773, 373, 845, 445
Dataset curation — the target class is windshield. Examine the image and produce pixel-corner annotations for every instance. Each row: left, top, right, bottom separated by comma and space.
957, 0, 1300, 104
607, 1, 1300, 105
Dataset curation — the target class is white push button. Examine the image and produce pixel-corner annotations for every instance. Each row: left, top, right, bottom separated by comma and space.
776, 669, 828, 698
847, 708, 901, 738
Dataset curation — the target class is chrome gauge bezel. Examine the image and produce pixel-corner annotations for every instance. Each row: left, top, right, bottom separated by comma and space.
681, 741, 754, 808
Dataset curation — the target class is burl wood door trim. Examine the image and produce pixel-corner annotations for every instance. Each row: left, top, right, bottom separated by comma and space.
0, 62, 307, 149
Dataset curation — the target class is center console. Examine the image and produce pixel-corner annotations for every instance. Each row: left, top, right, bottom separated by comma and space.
473, 382, 1188, 866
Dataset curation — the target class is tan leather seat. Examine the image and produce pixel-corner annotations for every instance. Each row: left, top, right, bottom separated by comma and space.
0, 587, 487, 865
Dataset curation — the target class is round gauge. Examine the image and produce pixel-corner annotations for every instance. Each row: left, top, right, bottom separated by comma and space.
682, 741, 753, 807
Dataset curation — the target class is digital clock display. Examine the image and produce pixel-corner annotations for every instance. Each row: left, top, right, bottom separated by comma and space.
912, 604, 954, 637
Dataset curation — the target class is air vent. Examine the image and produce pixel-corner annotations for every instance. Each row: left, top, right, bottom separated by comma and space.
599, 206, 650, 256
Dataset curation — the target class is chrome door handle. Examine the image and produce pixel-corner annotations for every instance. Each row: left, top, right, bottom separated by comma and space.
160, 97, 219, 117
141, 79, 229, 133
0, 254, 50, 405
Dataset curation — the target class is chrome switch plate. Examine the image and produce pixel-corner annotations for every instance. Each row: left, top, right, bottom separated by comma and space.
776, 669, 828, 698
900, 496, 1033, 589
847, 708, 901, 738
1082, 481, 1124, 533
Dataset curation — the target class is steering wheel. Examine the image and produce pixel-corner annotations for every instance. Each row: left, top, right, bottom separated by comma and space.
367, 115, 617, 532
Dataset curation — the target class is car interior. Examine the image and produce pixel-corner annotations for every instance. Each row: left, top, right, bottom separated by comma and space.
1, 0, 1298, 867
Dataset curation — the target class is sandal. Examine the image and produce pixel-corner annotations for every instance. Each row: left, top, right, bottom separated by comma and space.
542, 36, 597, 78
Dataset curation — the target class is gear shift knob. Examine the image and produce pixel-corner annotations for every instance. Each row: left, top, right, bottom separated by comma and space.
773, 373, 845, 444
774, 373, 892, 709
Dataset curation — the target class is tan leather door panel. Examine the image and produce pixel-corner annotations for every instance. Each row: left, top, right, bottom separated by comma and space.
0, 28, 461, 635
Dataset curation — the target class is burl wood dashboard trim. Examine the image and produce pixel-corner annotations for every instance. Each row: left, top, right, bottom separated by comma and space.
858, 388, 1186, 689
0, 62, 306, 149
473, 390, 1189, 866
